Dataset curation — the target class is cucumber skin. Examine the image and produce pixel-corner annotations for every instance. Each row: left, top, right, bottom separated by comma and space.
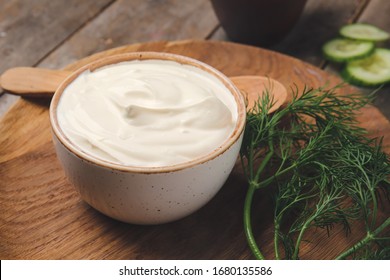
322, 43, 375, 63
341, 67, 390, 87
340, 23, 390, 42
342, 48, 390, 87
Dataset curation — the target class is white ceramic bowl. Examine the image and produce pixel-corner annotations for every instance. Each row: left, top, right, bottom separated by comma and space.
50, 52, 246, 225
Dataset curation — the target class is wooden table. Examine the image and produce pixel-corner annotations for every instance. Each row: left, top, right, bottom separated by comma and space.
1, 0, 389, 260
1, 0, 390, 118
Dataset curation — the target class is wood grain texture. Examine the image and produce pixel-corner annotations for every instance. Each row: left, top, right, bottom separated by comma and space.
38, 0, 219, 70
272, 0, 369, 65
0, 0, 114, 73
324, 0, 390, 120
0, 68, 72, 96
0, 0, 219, 116
351, 0, 390, 120
211, 0, 368, 66
0, 0, 114, 111
0, 40, 389, 260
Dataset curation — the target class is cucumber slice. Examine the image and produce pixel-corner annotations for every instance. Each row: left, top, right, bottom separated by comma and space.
340, 23, 390, 42
322, 38, 374, 62
343, 48, 390, 86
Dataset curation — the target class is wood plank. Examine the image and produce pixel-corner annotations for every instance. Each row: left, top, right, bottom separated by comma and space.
0, 40, 389, 259
272, 0, 368, 66
350, 0, 390, 119
38, 0, 219, 69
0, 0, 114, 73
0, 0, 114, 114
210, 0, 368, 66
324, 0, 390, 119
0, 0, 219, 116
358, 0, 390, 29
197, 0, 390, 121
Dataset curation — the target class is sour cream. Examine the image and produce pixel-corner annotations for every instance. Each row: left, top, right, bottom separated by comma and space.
57, 59, 237, 167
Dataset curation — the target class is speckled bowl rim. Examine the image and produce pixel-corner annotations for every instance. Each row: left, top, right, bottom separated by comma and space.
50, 52, 246, 174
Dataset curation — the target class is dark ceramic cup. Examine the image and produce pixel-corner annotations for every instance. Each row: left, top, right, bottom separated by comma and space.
210, 0, 307, 46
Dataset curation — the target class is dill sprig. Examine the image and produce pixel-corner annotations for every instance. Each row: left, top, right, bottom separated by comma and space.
240, 85, 390, 260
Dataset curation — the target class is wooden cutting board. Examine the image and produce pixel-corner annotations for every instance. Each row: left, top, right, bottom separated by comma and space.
0, 40, 389, 260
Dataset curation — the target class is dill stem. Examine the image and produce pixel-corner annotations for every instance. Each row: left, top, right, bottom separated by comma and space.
274, 221, 281, 260
292, 218, 314, 259
240, 154, 250, 180
244, 182, 265, 260
336, 217, 390, 260
248, 145, 255, 180
258, 164, 296, 189
254, 147, 274, 185
356, 161, 378, 230
369, 188, 378, 230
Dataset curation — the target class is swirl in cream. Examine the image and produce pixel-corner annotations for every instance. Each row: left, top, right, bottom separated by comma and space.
57, 59, 237, 167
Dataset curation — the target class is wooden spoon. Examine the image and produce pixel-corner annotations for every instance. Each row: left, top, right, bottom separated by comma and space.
0, 67, 72, 97
0, 67, 287, 111
230, 75, 287, 113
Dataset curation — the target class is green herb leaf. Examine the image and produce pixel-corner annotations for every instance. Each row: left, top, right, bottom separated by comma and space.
240, 84, 390, 260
